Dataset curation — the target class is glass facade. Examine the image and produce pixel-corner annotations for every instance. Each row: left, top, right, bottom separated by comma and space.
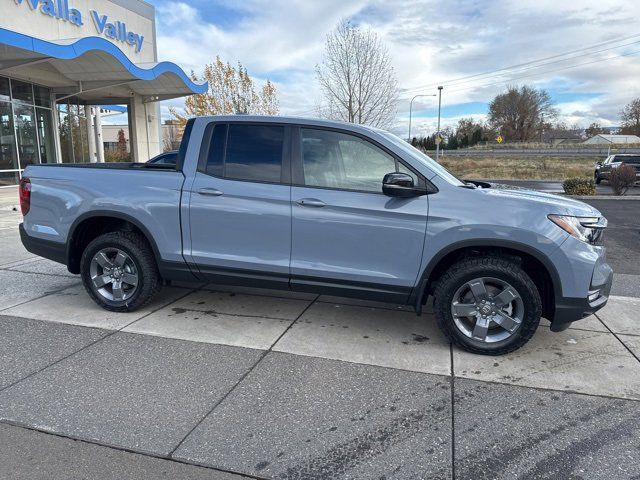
0, 75, 57, 186
57, 100, 90, 164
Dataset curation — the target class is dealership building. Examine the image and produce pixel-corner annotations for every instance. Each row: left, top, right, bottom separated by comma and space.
0, 0, 206, 186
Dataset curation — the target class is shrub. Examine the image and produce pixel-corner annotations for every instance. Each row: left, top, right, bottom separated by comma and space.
104, 150, 132, 163
563, 177, 596, 196
609, 163, 637, 196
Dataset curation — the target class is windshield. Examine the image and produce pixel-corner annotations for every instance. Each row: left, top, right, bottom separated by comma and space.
379, 131, 466, 186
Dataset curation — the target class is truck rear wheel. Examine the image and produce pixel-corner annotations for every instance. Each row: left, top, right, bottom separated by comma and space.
80, 231, 161, 312
433, 256, 542, 355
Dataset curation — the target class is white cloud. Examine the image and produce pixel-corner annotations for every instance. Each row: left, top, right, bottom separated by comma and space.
153, 0, 640, 129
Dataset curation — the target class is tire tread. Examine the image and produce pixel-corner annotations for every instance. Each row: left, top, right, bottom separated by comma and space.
433, 255, 541, 355
80, 231, 161, 312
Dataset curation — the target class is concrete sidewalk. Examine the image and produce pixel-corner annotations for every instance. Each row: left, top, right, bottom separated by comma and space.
1, 209, 639, 479
0, 187, 18, 211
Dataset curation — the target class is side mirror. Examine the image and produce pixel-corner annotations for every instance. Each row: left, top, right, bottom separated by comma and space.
596, 161, 603, 166
382, 172, 425, 197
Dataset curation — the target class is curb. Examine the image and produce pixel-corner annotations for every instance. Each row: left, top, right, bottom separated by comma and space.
566, 195, 640, 200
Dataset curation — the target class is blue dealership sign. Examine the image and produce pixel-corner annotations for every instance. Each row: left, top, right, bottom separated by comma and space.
12, 0, 144, 53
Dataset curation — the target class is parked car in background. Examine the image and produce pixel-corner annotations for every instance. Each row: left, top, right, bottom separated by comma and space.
146, 150, 178, 165
18, 116, 612, 355
595, 154, 640, 184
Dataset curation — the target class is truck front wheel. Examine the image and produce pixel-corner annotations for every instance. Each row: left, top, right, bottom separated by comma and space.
433, 256, 542, 355
80, 231, 161, 312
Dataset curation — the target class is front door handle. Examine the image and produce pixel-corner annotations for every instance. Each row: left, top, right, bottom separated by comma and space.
197, 188, 223, 196
296, 198, 326, 208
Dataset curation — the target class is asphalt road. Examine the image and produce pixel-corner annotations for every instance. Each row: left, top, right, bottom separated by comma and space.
481, 179, 640, 195
481, 181, 640, 296
582, 198, 640, 298
437, 149, 640, 157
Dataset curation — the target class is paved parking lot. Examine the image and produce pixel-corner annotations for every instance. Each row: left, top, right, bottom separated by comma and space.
0, 207, 639, 479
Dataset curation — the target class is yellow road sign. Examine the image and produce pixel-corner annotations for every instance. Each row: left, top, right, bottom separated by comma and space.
496, 135, 504, 144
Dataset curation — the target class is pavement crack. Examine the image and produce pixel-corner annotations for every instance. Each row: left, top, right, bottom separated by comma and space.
595, 312, 640, 365
167, 295, 319, 458
450, 343, 456, 480
0, 286, 197, 394
0, 421, 267, 480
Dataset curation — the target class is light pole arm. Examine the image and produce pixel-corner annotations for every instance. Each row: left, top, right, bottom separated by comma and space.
408, 94, 437, 142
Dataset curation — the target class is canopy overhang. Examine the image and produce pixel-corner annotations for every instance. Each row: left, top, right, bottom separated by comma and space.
0, 27, 207, 104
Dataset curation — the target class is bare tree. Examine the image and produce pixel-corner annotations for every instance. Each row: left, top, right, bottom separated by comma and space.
316, 20, 398, 128
488, 85, 557, 142
585, 122, 605, 137
620, 98, 640, 136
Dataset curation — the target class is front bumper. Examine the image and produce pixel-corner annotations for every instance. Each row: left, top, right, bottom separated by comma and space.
550, 261, 613, 332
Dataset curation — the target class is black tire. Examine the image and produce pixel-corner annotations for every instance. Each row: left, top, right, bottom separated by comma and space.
594, 173, 602, 184
433, 256, 541, 355
81, 231, 161, 312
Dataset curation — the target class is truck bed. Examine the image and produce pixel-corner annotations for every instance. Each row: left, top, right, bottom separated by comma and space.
21, 162, 186, 267
33, 162, 177, 171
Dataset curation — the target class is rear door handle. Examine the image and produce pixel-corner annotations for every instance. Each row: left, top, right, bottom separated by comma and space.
197, 188, 223, 196
296, 198, 326, 208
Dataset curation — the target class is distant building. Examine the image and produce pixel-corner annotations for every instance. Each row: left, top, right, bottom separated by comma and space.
102, 123, 181, 154
102, 125, 131, 153
583, 134, 640, 145
551, 138, 583, 147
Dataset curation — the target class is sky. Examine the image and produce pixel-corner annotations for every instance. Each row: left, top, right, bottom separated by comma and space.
136, 0, 640, 137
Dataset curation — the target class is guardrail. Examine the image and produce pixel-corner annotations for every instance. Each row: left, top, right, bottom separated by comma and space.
425, 148, 640, 156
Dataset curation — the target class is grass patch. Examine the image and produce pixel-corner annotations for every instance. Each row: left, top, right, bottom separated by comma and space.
438, 156, 598, 181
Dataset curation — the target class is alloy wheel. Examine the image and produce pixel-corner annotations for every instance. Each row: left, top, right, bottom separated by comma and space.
450, 277, 524, 343
89, 248, 139, 302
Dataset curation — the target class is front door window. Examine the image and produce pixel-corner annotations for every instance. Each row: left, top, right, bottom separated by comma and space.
300, 128, 418, 192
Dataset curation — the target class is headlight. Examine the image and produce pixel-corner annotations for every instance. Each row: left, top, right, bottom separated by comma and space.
548, 215, 606, 245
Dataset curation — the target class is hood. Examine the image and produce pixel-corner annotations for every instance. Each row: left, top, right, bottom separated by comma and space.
477, 183, 601, 217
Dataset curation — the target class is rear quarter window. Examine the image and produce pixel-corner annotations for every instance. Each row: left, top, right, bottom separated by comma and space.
225, 124, 284, 183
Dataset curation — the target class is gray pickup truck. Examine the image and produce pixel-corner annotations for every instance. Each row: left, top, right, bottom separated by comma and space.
19, 115, 612, 355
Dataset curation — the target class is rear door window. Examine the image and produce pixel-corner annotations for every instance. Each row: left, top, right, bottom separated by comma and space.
225, 124, 284, 183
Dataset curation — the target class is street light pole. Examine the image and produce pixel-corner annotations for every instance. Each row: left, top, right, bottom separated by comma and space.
436, 86, 443, 162
408, 93, 437, 142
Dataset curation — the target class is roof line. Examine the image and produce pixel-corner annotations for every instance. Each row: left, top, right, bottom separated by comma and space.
0, 27, 207, 95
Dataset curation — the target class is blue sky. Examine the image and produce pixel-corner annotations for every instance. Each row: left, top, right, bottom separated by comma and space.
142, 0, 640, 136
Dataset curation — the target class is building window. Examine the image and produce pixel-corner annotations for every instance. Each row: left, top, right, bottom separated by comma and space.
36, 107, 55, 164
10, 80, 34, 104
14, 102, 38, 168
0, 78, 9, 101
0, 75, 56, 185
0, 100, 18, 184
57, 100, 89, 164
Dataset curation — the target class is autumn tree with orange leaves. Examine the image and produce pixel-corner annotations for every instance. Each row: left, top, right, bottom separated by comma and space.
171, 56, 279, 127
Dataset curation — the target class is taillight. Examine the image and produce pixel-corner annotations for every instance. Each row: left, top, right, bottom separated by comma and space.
19, 177, 31, 216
